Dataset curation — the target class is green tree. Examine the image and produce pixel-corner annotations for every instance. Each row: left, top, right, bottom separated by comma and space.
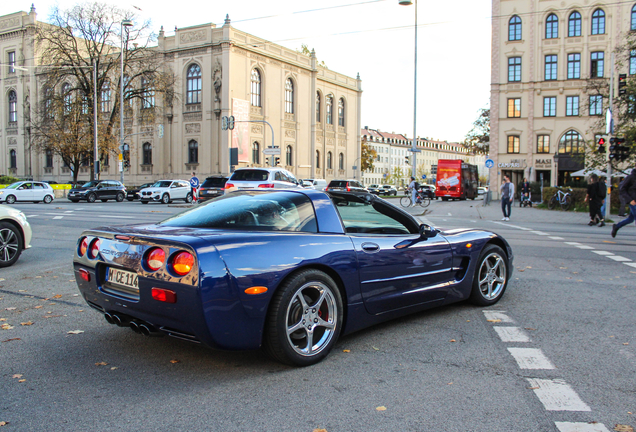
463, 107, 490, 155
361, 137, 377, 173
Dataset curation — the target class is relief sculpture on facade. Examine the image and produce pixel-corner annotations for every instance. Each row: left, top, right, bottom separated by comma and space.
251, 125, 263, 134
185, 123, 201, 134
180, 29, 206, 44
284, 130, 295, 138
0, 17, 20, 30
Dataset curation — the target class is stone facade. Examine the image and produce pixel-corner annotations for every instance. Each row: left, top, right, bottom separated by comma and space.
0, 10, 362, 185
490, 0, 634, 194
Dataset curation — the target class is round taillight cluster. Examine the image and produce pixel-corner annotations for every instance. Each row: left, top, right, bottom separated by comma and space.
79, 237, 89, 257
145, 247, 166, 272
88, 239, 100, 259
172, 251, 194, 276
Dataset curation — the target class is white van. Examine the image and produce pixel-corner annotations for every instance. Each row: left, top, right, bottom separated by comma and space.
305, 179, 327, 191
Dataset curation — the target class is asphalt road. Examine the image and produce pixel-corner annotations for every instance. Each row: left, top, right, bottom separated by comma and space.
1, 197, 634, 431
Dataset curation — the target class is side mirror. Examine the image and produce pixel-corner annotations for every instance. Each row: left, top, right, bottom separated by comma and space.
419, 224, 438, 239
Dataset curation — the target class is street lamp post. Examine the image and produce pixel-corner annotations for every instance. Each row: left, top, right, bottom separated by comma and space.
553, 151, 560, 187
120, 19, 133, 184
399, 0, 418, 178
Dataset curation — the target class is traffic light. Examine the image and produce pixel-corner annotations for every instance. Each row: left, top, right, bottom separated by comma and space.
405, 155, 410, 165
228, 116, 235, 130
275, 156, 280, 166
597, 137, 605, 153
619, 74, 627, 96
609, 137, 629, 162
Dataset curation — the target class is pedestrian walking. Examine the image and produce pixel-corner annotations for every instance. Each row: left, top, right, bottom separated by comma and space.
611, 165, 636, 238
408, 176, 418, 206
598, 176, 607, 225
520, 177, 531, 207
584, 174, 604, 226
617, 178, 628, 217
500, 175, 514, 221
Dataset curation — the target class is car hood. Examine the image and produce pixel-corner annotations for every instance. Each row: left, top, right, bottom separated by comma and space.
141, 187, 169, 193
69, 187, 95, 192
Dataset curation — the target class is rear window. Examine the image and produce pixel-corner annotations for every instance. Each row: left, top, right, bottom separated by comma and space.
328, 180, 348, 188
202, 177, 228, 188
159, 191, 317, 232
231, 170, 270, 181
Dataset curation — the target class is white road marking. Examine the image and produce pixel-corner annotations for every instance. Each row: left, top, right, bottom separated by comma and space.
606, 255, 632, 262
494, 326, 530, 343
624, 263, 636, 268
576, 245, 595, 250
507, 348, 555, 369
53, 216, 64, 220
530, 231, 550, 235
526, 378, 591, 411
549, 236, 564, 240
447, 213, 452, 216
64, 210, 74, 213
592, 251, 614, 256
555, 422, 610, 432
483, 310, 514, 323
565, 242, 582, 245
27, 214, 38, 217
97, 215, 135, 219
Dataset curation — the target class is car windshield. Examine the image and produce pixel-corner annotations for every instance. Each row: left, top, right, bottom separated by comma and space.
369, 185, 379, 188
230, 170, 269, 181
152, 181, 173, 188
159, 191, 317, 232
201, 178, 227, 188
81, 181, 100, 188
5, 182, 22, 189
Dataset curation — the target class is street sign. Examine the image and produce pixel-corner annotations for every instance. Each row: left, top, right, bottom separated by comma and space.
421, 174, 426, 179
407, 148, 422, 152
263, 147, 281, 155
485, 159, 494, 169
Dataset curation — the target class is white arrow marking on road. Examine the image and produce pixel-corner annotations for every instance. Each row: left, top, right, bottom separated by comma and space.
508, 348, 554, 369
526, 378, 591, 411
494, 326, 530, 343
555, 422, 610, 432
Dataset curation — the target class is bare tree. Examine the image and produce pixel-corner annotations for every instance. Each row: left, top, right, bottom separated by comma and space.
30, 2, 177, 181
463, 107, 490, 155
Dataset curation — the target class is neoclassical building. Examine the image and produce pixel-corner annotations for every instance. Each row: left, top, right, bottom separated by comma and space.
490, 0, 635, 191
0, 8, 362, 184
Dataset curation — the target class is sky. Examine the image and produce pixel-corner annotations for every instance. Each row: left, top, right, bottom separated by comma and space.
1, 0, 492, 142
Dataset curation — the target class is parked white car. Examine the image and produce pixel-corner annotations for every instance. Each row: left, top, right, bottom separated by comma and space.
139, 180, 193, 204
224, 168, 302, 194
0, 181, 55, 204
0, 204, 32, 267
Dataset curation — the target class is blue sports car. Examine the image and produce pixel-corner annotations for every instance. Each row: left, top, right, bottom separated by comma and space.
73, 190, 513, 366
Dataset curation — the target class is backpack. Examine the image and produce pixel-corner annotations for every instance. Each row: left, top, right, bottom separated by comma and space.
414, 181, 420, 190
596, 182, 606, 199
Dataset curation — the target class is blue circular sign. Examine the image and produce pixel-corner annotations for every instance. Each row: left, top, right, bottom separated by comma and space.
485, 159, 494, 169
421, 174, 426, 179
190, 176, 200, 188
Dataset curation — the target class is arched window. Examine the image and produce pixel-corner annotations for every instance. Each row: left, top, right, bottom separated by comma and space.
45, 149, 53, 168
315, 92, 321, 122
43, 87, 53, 119
338, 98, 345, 127
338, 153, 344, 170
284, 78, 294, 114
327, 151, 332, 169
316, 150, 321, 169
632, 5, 636, 31
62, 83, 72, 114
188, 140, 198, 164
568, 11, 581, 37
143, 142, 152, 165
9, 149, 17, 169
558, 130, 585, 153
187, 64, 202, 105
591, 9, 605, 35
508, 15, 522, 41
326, 96, 333, 124
251, 69, 261, 107
101, 80, 111, 112
252, 142, 260, 165
546, 14, 558, 39
286, 145, 293, 167
141, 77, 154, 108
8, 90, 17, 123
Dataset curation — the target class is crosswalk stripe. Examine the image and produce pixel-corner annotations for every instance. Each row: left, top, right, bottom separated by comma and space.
526, 378, 591, 411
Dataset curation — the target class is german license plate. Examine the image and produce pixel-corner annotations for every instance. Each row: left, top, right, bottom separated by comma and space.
106, 267, 139, 290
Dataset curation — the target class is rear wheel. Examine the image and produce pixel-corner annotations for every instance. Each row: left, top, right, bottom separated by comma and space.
43, 195, 53, 204
418, 197, 431, 208
561, 195, 572, 211
469, 244, 509, 306
0, 222, 23, 268
161, 194, 170, 204
263, 269, 343, 366
400, 196, 412, 207
87, 193, 96, 203
548, 196, 557, 210
116, 192, 125, 202
5, 195, 16, 205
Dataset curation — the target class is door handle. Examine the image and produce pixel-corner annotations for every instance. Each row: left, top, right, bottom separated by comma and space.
361, 242, 380, 253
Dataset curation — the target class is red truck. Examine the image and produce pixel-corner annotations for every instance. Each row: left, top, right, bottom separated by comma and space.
435, 159, 478, 201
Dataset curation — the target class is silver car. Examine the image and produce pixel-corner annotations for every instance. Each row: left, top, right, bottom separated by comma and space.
0, 181, 55, 204
139, 180, 193, 204
224, 168, 302, 194
0, 204, 32, 267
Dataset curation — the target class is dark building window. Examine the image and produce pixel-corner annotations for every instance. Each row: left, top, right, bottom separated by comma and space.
591, 9, 605, 35
186, 64, 202, 105
568, 11, 581, 37
546, 14, 558, 39
338, 153, 344, 170
589, 95, 602, 116
286, 145, 292, 166
188, 140, 198, 164
544, 97, 557, 117
509, 15, 522, 41
101, 80, 111, 112
252, 142, 260, 165
327, 151, 332, 169
545, 55, 558, 80
45, 149, 54, 167
284, 78, 294, 114
8, 90, 17, 123
143, 142, 152, 165
10, 149, 17, 169
632, 5, 636, 31
590, 52, 604, 78
326, 96, 333, 124
508, 57, 521, 82
8, 51, 16, 73
142, 77, 155, 108
251, 69, 261, 107
567, 53, 581, 79
315, 92, 321, 122
62, 83, 72, 114
338, 98, 345, 127
316, 150, 321, 169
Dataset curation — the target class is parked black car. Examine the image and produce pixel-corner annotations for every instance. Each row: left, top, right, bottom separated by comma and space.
325, 179, 366, 193
67, 180, 126, 203
126, 182, 155, 201
198, 176, 229, 202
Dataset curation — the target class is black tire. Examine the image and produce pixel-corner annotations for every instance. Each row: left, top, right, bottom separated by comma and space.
5, 195, 16, 205
548, 196, 557, 210
87, 193, 96, 203
43, 195, 53, 204
418, 197, 431, 208
469, 244, 509, 306
101, 199, 108, 202
561, 195, 572, 211
263, 269, 343, 366
116, 192, 125, 202
0, 221, 23, 268
126, 198, 134, 202
442, 197, 449, 202
161, 194, 170, 204
141, 201, 149, 204
400, 196, 411, 207
185, 193, 193, 203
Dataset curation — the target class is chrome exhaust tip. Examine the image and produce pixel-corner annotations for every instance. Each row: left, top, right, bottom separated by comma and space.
112, 314, 124, 327
129, 321, 141, 334
104, 313, 115, 324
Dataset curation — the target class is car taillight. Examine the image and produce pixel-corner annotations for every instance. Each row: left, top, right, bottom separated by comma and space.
88, 239, 100, 259
258, 183, 274, 188
79, 237, 88, 257
225, 183, 234, 189
151, 288, 177, 303
171, 251, 194, 276
145, 247, 166, 271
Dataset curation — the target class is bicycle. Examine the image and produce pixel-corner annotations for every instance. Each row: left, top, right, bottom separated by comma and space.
548, 188, 573, 211
400, 190, 431, 208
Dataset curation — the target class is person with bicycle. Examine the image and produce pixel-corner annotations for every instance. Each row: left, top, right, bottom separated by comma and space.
520, 178, 531, 207
500, 175, 514, 221
408, 176, 418, 207
612, 165, 636, 238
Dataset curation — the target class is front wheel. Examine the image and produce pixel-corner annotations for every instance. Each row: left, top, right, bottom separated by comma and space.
561, 195, 572, 211
87, 193, 96, 203
185, 193, 193, 203
5, 195, 16, 205
43, 195, 53, 204
263, 269, 343, 366
469, 244, 509, 306
548, 196, 557, 210
400, 196, 412, 207
0, 221, 23, 268
116, 192, 125, 202
161, 194, 170, 204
